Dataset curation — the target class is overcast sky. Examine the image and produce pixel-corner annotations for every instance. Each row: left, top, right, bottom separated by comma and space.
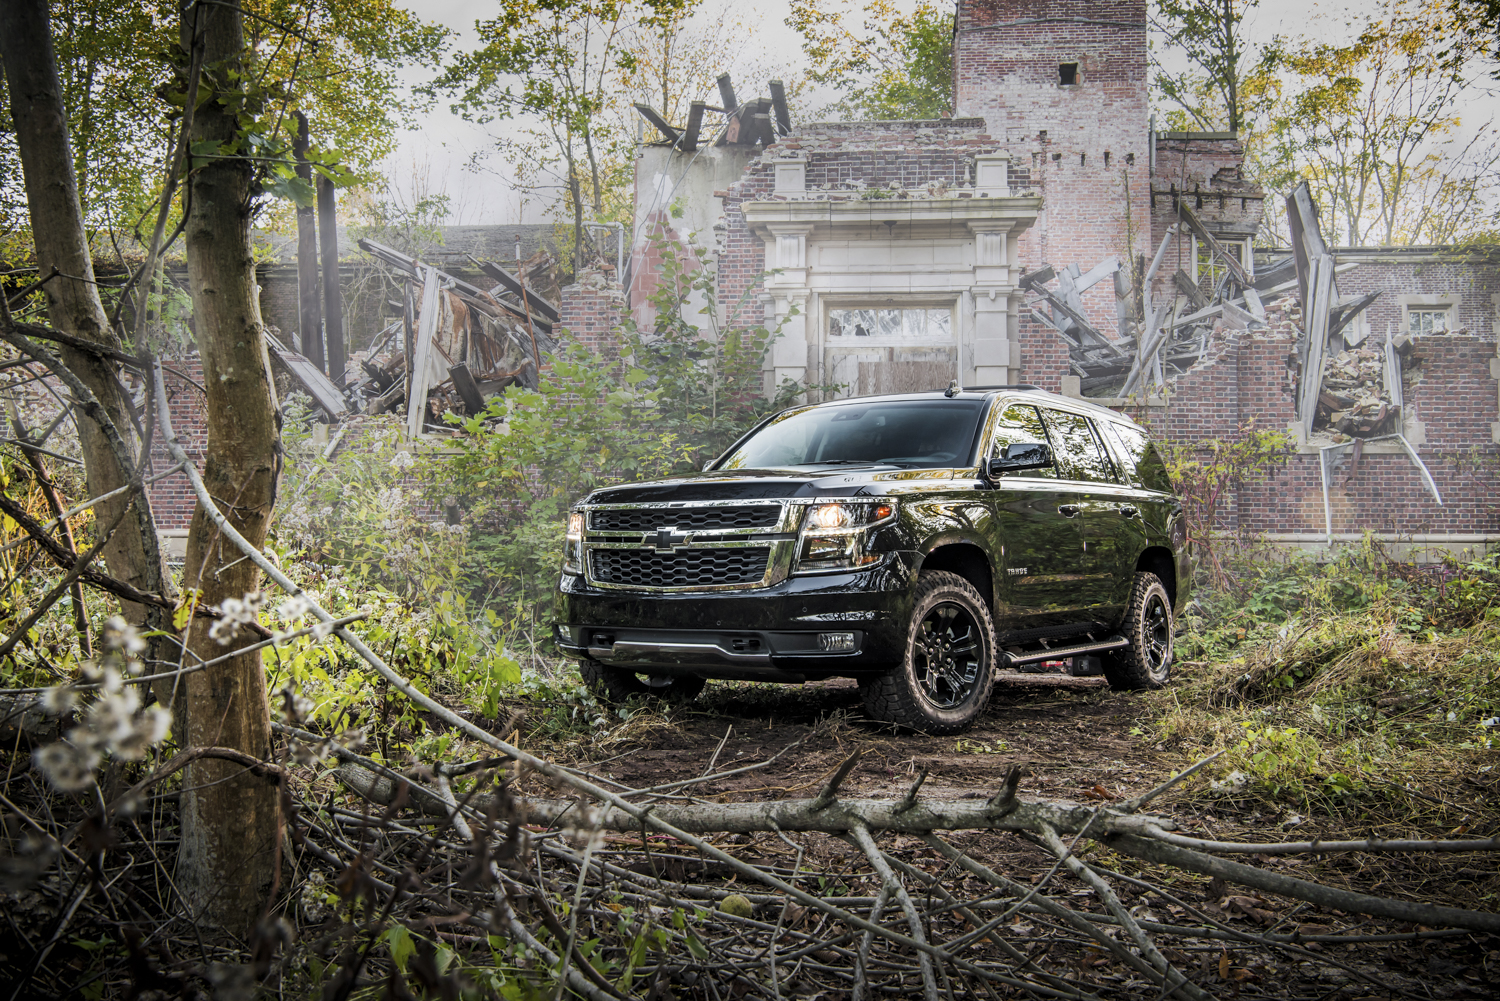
384, 1, 1497, 227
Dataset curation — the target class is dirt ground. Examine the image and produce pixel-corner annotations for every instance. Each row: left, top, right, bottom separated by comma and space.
574, 675, 1170, 804
544, 675, 1500, 1000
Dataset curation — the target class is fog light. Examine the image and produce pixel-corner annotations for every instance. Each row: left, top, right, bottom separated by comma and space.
818, 631, 857, 652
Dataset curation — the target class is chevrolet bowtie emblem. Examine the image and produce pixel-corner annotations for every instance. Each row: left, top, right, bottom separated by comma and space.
644, 526, 693, 552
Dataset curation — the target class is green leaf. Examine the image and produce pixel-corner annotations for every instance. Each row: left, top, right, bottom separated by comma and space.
385, 925, 415, 972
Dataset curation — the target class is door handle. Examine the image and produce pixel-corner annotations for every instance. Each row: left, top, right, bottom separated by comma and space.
1119, 505, 1138, 518
1057, 504, 1080, 518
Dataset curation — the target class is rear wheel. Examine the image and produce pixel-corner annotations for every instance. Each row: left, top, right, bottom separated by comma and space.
577, 658, 707, 703
1101, 572, 1173, 690
859, 571, 995, 733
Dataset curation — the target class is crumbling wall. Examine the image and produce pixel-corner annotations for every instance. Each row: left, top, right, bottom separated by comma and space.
1151, 323, 1500, 542
1333, 249, 1500, 341
955, 0, 1151, 329
558, 271, 626, 358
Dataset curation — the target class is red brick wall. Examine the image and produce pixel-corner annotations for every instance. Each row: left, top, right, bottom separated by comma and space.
147, 357, 208, 533
558, 274, 626, 357
956, 0, 1150, 328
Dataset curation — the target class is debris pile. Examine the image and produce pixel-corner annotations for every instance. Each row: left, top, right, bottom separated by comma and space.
262, 241, 562, 436
1318, 346, 1398, 436
1022, 202, 1311, 398
354, 239, 560, 437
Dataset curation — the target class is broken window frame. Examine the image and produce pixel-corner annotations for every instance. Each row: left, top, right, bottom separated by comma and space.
1405, 305, 1453, 336
1190, 234, 1252, 290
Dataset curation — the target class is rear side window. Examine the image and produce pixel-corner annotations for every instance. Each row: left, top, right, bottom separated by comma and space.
1108, 423, 1174, 493
1040, 409, 1119, 483
989, 403, 1055, 478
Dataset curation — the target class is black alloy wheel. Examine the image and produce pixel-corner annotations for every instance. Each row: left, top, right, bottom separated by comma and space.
860, 570, 996, 733
914, 602, 984, 709
1101, 571, 1173, 690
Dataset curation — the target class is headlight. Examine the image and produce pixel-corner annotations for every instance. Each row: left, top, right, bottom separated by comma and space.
563, 510, 585, 575
793, 501, 896, 574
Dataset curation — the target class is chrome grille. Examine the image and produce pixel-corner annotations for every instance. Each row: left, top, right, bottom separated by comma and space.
590, 547, 771, 588
591, 505, 781, 533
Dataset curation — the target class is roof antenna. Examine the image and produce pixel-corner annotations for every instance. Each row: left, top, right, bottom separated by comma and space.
944, 378, 962, 398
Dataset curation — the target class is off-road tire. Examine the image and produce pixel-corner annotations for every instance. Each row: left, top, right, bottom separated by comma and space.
577, 657, 707, 703
1101, 571, 1173, 690
859, 570, 996, 733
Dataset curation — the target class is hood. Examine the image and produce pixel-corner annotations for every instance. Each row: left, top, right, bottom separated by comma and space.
585, 464, 962, 504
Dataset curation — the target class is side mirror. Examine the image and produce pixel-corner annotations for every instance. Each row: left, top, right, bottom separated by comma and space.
986, 442, 1052, 477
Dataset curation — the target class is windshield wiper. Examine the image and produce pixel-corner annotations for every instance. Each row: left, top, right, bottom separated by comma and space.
792, 459, 884, 466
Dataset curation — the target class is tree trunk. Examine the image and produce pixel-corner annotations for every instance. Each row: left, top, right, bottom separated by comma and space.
0, 0, 169, 636
174, 0, 281, 937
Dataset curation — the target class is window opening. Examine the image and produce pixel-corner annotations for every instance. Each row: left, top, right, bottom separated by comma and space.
1059, 63, 1078, 85
1407, 308, 1451, 336
829, 307, 952, 341
1192, 236, 1244, 294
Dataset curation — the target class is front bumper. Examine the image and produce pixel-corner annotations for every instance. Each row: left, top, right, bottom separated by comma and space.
553, 554, 916, 681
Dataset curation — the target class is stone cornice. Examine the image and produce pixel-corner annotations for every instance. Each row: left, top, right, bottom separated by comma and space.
742, 196, 1042, 240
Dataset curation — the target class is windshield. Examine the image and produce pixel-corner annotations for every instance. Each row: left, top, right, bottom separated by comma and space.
716, 400, 987, 470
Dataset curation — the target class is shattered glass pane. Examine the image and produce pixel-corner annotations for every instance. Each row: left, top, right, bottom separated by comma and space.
828, 307, 953, 340
927, 309, 951, 340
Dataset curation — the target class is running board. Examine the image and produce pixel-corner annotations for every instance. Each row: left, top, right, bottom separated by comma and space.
1000, 636, 1128, 667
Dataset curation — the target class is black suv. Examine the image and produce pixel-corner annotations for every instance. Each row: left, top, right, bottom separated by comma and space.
554, 386, 1188, 733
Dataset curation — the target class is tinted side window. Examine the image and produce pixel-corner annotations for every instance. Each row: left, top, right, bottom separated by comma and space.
1109, 423, 1173, 492
989, 403, 1055, 478
1040, 409, 1118, 483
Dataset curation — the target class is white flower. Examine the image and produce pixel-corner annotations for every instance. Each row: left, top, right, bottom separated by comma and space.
33, 741, 101, 791
337, 728, 368, 752
37, 687, 75, 716
114, 706, 172, 761
99, 668, 124, 695
389, 450, 415, 469
87, 689, 143, 750
376, 487, 404, 511
311, 620, 335, 642
102, 616, 147, 657
277, 595, 312, 621
209, 591, 263, 645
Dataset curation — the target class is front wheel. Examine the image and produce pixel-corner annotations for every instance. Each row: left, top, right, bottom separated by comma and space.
859, 570, 996, 733
577, 658, 707, 703
1101, 572, 1173, 690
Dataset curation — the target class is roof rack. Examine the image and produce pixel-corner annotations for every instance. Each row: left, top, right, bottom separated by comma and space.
941, 381, 1043, 396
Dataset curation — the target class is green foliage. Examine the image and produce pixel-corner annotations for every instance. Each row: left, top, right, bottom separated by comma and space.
0, 0, 449, 246
1257, 3, 1498, 246
1154, 541, 1500, 811
618, 239, 809, 464
430, 0, 670, 257
790, 0, 953, 119
1156, 421, 1296, 591
1150, 0, 1277, 133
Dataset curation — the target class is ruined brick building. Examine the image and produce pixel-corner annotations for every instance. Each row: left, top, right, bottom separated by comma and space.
145, 0, 1499, 557
606, 0, 1500, 556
